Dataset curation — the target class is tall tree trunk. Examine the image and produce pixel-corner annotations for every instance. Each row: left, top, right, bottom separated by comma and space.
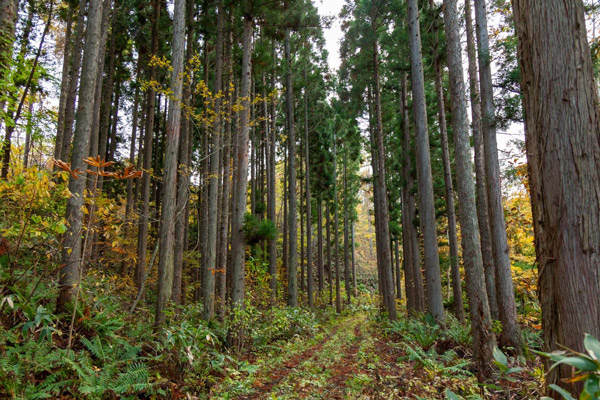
372, 36, 397, 320
433, 52, 464, 322
268, 46, 277, 301
343, 147, 351, 303
333, 135, 342, 313
285, 27, 298, 308
126, 63, 141, 219
135, 0, 160, 291
465, 0, 499, 321
217, 21, 233, 317
172, 0, 195, 305
474, 0, 522, 351
304, 73, 314, 308
317, 197, 324, 293
56, 0, 105, 313
512, 0, 600, 392
59, 0, 86, 163
203, 0, 224, 319
155, 0, 185, 326
443, 0, 495, 376
400, 73, 425, 314
55, 4, 74, 162
326, 201, 333, 306
230, 11, 253, 310
407, 0, 444, 321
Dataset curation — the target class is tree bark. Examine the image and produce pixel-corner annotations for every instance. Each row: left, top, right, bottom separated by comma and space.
285, 27, 298, 308
512, 0, 600, 393
203, 0, 224, 319
474, 0, 522, 351
56, 0, 105, 313
407, 0, 444, 321
172, 0, 195, 305
443, 0, 495, 376
433, 52, 464, 322
400, 73, 425, 314
155, 0, 185, 326
465, 0, 499, 321
135, 0, 160, 291
304, 73, 314, 308
59, 0, 86, 163
230, 12, 253, 309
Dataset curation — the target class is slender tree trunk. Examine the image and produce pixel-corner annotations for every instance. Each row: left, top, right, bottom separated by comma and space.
407, 0, 444, 321
474, 0, 522, 351
285, 27, 298, 307
155, 0, 185, 326
351, 222, 357, 296
443, 0, 495, 376
343, 148, 351, 303
126, 63, 141, 219
372, 36, 397, 320
59, 1, 86, 163
56, 0, 105, 313
268, 46, 277, 301
203, 0, 224, 319
23, 101, 33, 167
333, 135, 342, 313
326, 201, 333, 306
465, 0, 499, 321
230, 12, 253, 310
55, 4, 74, 161
217, 21, 233, 317
317, 197, 324, 293
400, 73, 424, 314
135, 0, 160, 291
512, 0, 600, 392
433, 52, 464, 322
172, 0, 195, 305
304, 74, 314, 308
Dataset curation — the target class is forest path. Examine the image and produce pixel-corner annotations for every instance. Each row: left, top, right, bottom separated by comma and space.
222, 311, 411, 400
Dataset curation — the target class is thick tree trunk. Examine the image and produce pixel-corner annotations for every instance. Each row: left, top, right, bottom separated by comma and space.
512, 0, 600, 393
474, 0, 522, 351
155, 0, 185, 326
56, 0, 105, 313
407, 0, 444, 321
443, 0, 495, 376
285, 27, 298, 308
465, 0, 498, 321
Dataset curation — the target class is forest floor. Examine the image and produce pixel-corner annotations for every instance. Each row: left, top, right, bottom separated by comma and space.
207, 309, 494, 400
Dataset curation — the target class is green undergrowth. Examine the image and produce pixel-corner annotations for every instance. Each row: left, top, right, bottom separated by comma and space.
0, 266, 348, 399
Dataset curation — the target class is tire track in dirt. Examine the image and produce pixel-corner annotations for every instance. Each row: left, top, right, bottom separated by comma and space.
237, 325, 341, 400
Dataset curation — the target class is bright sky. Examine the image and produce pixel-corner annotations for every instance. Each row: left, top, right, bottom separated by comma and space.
314, 0, 346, 71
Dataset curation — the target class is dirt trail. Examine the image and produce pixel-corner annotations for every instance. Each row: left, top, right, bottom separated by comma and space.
234, 313, 399, 400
